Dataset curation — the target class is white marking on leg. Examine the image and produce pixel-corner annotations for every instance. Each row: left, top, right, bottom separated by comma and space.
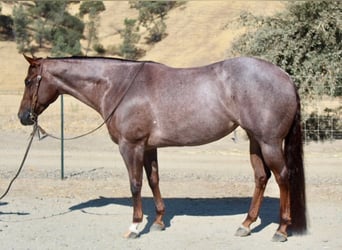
129, 223, 140, 234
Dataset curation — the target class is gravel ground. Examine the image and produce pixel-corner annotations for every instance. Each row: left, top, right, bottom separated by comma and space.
0, 130, 341, 250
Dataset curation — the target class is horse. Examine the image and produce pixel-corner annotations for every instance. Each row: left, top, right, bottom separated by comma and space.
18, 55, 307, 242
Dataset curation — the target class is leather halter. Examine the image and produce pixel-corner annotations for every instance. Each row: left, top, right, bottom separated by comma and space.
29, 63, 43, 123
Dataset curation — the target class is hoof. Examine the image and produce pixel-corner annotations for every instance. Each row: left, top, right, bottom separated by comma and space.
124, 231, 140, 239
150, 222, 165, 232
124, 223, 140, 239
272, 232, 287, 242
235, 225, 251, 237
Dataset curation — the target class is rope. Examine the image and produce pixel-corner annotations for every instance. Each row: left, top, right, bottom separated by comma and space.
0, 62, 146, 200
37, 121, 107, 141
0, 124, 38, 200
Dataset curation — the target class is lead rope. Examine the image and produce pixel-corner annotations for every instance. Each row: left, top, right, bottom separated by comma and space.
0, 62, 145, 199
0, 124, 38, 200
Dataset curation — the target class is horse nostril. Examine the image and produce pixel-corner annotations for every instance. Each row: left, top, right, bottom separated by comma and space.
18, 110, 35, 126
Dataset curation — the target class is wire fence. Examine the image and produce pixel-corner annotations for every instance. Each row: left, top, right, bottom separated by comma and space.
301, 84, 341, 142
303, 112, 341, 142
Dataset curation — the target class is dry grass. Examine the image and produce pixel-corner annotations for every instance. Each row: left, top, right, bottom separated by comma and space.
142, 1, 284, 67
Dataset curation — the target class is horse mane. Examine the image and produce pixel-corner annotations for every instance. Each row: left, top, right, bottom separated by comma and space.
45, 55, 158, 65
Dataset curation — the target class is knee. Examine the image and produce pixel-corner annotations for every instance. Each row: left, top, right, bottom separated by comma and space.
275, 167, 289, 186
255, 174, 270, 188
130, 181, 142, 196
148, 163, 159, 189
149, 174, 159, 189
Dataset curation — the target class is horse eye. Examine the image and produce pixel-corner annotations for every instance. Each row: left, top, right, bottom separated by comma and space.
25, 79, 31, 86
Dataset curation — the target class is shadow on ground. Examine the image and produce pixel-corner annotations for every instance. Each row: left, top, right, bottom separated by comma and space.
0, 201, 30, 216
70, 196, 279, 235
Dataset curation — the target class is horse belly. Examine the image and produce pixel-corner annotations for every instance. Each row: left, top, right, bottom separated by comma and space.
146, 65, 238, 147
148, 112, 237, 147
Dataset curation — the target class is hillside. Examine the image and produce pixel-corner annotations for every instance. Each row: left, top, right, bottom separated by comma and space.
141, 1, 284, 67
0, 1, 285, 93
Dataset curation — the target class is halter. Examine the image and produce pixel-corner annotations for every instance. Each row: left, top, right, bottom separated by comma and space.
29, 64, 43, 123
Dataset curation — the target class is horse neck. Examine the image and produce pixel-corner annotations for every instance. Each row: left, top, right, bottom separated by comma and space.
45, 59, 138, 116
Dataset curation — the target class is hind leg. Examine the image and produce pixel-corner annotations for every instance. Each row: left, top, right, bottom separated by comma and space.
260, 141, 291, 242
236, 136, 271, 237
143, 148, 166, 231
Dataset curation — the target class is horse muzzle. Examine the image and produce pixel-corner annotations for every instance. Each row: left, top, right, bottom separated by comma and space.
18, 109, 36, 126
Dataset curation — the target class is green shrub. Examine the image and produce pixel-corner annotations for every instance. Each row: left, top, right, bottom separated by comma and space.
93, 43, 106, 55
229, 1, 341, 97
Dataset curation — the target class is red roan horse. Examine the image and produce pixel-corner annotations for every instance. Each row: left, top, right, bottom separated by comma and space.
18, 55, 306, 242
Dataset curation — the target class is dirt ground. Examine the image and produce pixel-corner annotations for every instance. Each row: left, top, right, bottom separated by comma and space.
0, 94, 341, 249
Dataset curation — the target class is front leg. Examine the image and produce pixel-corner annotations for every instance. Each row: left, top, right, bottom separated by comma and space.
119, 139, 145, 238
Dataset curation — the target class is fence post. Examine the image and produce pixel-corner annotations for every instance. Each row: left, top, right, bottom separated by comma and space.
61, 95, 65, 180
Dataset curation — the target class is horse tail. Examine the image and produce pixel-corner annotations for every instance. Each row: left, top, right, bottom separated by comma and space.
285, 90, 307, 234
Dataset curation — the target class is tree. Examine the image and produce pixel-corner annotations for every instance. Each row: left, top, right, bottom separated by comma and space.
12, 4, 31, 53
0, 13, 13, 40
0, 2, 13, 40
130, 1, 178, 43
79, 1, 106, 55
12, 1, 84, 56
119, 18, 141, 59
79, 1, 105, 16
229, 1, 341, 97
51, 12, 84, 56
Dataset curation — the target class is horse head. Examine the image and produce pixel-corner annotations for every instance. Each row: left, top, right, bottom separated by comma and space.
18, 55, 59, 125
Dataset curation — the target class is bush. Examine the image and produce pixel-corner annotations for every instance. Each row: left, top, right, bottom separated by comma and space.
79, 1, 105, 17
229, 1, 341, 97
51, 27, 82, 56
61, 12, 84, 35
12, 4, 32, 53
0, 14, 13, 40
93, 43, 106, 55
119, 18, 141, 59
130, 1, 178, 44
145, 19, 166, 44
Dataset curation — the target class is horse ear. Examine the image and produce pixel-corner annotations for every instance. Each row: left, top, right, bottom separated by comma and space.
23, 54, 38, 65
23, 54, 33, 64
